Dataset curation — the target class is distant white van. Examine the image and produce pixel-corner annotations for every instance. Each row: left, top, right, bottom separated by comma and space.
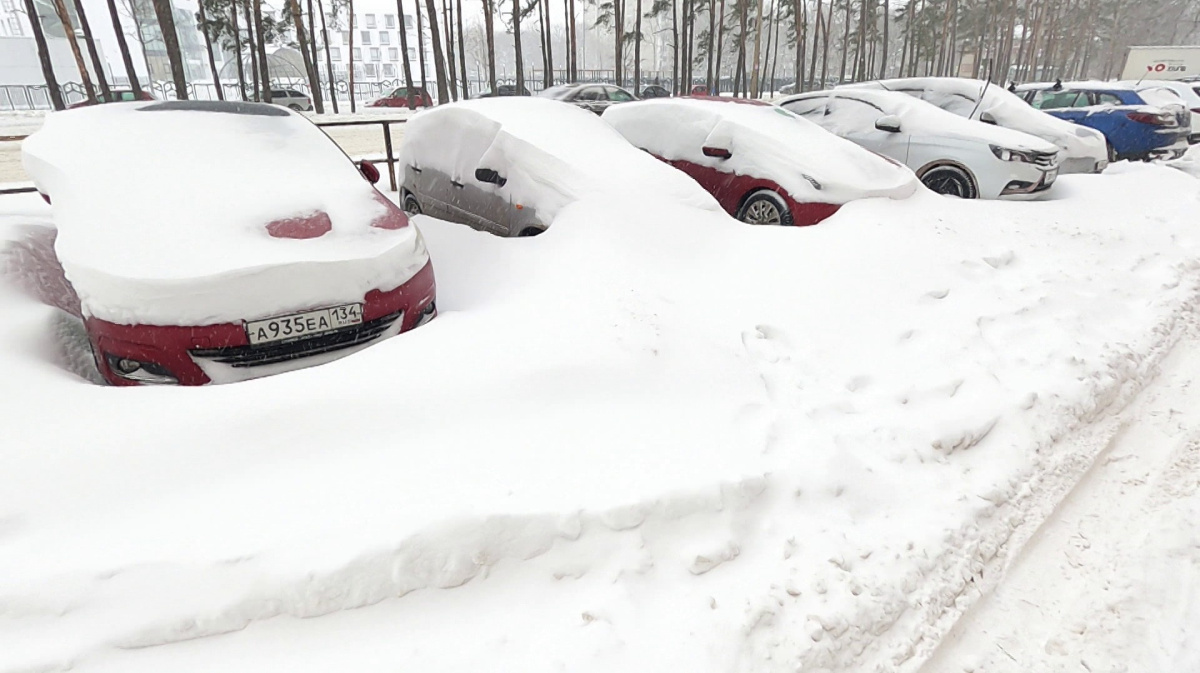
1121, 46, 1200, 81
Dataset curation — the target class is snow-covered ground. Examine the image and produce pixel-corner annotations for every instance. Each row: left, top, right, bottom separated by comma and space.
2, 149, 1200, 673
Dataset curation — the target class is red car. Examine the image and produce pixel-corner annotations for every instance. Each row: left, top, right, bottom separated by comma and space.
369, 86, 434, 108
67, 89, 156, 109
603, 98, 919, 226
21, 100, 436, 386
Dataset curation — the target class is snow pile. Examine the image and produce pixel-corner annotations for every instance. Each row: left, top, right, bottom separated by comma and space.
791, 88, 1061, 155
21, 101, 427, 325
2, 160, 1200, 672
603, 97, 919, 204
844, 78, 1107, 170
398, 97, 721, 224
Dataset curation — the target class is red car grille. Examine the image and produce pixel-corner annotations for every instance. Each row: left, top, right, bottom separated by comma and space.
190, 310, 402, 367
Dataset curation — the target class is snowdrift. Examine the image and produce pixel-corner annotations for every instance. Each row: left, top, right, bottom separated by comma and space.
2, 159, 1200, 672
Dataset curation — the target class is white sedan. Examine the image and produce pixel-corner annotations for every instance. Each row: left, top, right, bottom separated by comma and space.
841, 77, 1109, 174
779, 89, 1061, 200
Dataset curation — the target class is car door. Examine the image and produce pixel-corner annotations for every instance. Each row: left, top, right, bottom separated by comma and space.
825, 96, 911, 164
605, 86, 636, 109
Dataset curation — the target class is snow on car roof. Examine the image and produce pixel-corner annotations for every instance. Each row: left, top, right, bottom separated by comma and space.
1016, 80, 1140, 91
603, 97, 918, 205
22, 101, 426, 325
398, 97, 720, 222
841, 78, 1106, 162
788, 88, 1059, 153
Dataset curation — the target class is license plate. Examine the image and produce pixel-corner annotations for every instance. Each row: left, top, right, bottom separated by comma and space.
245, 304, 363, 345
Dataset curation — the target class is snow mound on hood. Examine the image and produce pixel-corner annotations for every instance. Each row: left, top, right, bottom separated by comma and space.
603, 97, 919, 204
21, 101, 427, 325
843, 78, 1107, 164
397, 97, 722, 223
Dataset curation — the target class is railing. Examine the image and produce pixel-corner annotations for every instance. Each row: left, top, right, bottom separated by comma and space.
0, 116, 408, 197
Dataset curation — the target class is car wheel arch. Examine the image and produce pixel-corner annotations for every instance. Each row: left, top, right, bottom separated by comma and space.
915, 159, 979, 195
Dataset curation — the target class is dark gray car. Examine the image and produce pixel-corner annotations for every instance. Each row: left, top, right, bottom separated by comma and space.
539, 83, 638, 114
401, 165, 545, 237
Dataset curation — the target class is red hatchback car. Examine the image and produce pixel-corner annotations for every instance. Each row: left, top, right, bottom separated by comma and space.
21, 100, 436, 386
369, 86, 434, 108
603, 98, 919, 226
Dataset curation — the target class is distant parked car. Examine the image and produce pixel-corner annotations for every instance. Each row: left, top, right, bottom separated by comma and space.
270, 88, 313, 111
1014, 81, 1191, 161
690, 84, 708, 95
640, 85, 671, 98
22, 100, 436, 386
66, 89, 155, 109
781, 89, 1061, 199
473, 84, 532, 98
398, 98, 719, 237
604, 98, 919, 226
369, 86, 434, 108
539, 82, 638, 114
842, 77, 1109, 173
1125, 79, 1200, 144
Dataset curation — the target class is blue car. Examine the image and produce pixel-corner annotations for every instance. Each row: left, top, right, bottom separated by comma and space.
1014, 81, 1190, 161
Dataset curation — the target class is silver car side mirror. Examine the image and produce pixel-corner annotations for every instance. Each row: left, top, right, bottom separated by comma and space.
874, 115, 902, 133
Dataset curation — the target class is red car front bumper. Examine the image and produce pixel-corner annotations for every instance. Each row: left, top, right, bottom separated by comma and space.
87, 260, 436, 386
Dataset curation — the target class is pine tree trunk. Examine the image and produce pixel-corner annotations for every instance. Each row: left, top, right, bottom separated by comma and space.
543, 0, 553, 86
72, 0, 111, 99
614, 0, 623, 86
714, 0, 725, 93
569, 0, 578, 79
397, 0, 417, 107
228, 1, 246, 100
819, 0, 830, 83
456, 0, 468, 95
795, 0, 806, 91
151, 0, 188, 98
737, 0, 747, 95
347, 0, 355, 110
483, 0, 497, 91
633, 0, 641, 92
809, 0, 821, 88
512, 0, 524, 93
706, 0, 716, 91
289, 0, 322, 109
23, 0, 64, 109
563, 0, 572, 79
416, 0, 427, 90
750, 0, 763, 97
536, 0, 547, 86
878, 0, 888, 78
671, 0, 679, 93
52, 0, 96, 102
198, 0, 224, 100
318, 0, 338, 110
105, 0, 141, 94
243, 1, 260, 100
442, 0, 457, 100
837, 0, 850, 82
253, 0, 270, 102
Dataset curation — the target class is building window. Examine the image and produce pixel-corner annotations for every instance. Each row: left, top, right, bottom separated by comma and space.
388, 47, 398, 61
352, 47, 361, 61
408, 48, 416, 62
7, 15, 22, 35
385, 14, 395, 28
379, 30, 390, 45
360, 30, 371, 44
1, 0, 15, 11
330, 47, 341, 60
364, 13, 376, 28
383, 63, 395, 77
340, 30, 349, 44
404, 14, 412, 28
365, 63, 377, 78
369, 47, 379, 61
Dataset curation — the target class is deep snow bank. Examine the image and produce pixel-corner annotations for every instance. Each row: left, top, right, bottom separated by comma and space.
2, 161, 1200, 673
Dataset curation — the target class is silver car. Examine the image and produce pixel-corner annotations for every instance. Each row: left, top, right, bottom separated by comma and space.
271, 88, 313, 111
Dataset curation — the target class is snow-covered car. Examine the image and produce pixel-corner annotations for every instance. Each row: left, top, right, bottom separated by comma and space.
1014, 81, 1191, 161
539, 83, 639, 114
840, 77, 1109, 174
21, 100, 436, 386
1123, 79, 1200, 144
780, 89, 1061, 199
603, 97, 919, 225
398, 97, 720, 237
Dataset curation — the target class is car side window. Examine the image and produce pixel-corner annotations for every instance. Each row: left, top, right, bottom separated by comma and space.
1030, 90, 1081, 110
576, 87, 605, 101
607, 87, 634, 102
782, 97, 828, 117
286, 90, 303, 97
828, 97, 889, 127
119, 92, 137, 101
271, 89, 286, 98
1095, 92, 1122, 106
390, 88, 407, 97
